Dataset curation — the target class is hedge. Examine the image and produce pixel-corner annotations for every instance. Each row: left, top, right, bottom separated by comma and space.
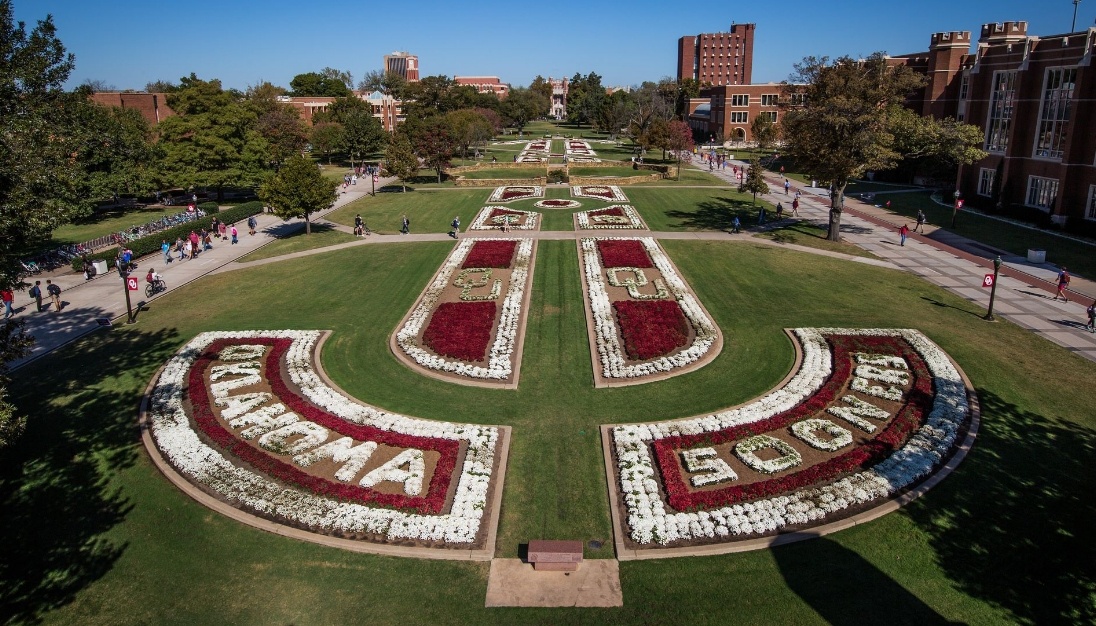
73, 201, 265, 271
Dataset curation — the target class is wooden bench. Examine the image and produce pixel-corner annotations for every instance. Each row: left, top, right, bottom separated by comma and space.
527, 540, 583, 572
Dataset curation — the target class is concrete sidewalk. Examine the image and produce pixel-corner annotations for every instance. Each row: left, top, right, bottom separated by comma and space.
9, 179, 392, 369
713, 162, 1096, 361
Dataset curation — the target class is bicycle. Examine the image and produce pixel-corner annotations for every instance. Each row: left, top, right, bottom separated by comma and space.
20, 259, 41, 275
145, 278, 166, 297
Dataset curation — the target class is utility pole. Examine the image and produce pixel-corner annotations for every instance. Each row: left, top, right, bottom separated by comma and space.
1073, 0, 1083, 32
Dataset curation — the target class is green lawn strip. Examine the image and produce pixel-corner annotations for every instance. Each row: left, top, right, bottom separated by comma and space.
877, 192, 1096, 277
49, 206, 195, 247
326, 188, 488, 234
456, 167, 546, 180
625, 186, 771, 231
2, 240, 1093, 624
754, 220, 879, 258
236, 223, 358, 262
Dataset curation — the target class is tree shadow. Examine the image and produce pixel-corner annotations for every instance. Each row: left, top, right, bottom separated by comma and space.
773, 536, 955, 625
919, 297, 986, 319
0, 325, 182, 624
903, 389, 1096, 625
665, 196, 755, 231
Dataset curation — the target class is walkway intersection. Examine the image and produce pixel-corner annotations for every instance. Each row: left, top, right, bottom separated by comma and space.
11, 168, 1096, 369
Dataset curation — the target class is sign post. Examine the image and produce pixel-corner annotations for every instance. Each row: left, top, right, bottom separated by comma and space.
984, 256, 1002, 321
951, 191, 963, 228
123, 271, 138, 324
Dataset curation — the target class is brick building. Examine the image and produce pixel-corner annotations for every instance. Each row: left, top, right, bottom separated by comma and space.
889, 23, 1096, 227
454, 76, 509, 98
687, 83, 795, 143
384, 51, 420, 82
89, 92, 176, 125
677, 23, 756, 86
549, 77, 568, 119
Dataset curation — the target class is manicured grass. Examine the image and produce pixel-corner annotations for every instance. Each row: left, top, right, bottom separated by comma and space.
569, 166, 641, 178
326, 188, 488, 235
626, 187, 772, 231
870, 191, 1096, 278
456, 167, 546, 180
236, 223, 358, 262
49, 206, 196, 248
755, 220, 878, 258
2, 239, 1093, 624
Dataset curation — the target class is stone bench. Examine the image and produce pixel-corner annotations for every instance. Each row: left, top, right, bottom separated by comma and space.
527, 540, 583, 571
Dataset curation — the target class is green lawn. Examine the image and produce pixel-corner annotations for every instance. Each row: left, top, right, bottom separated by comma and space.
326, 188, 490, 234
236, 223, 357, 262
2, 237, 1093, 624
755, 220, 879, 258
49, 206, 194, 248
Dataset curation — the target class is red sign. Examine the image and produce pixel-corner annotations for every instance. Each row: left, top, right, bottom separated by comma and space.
982, 274, 994, 288
956, 199, 964, 209
127, 277, 139, 291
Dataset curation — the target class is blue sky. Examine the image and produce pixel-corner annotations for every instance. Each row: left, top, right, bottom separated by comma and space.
19, 0, 1096, 91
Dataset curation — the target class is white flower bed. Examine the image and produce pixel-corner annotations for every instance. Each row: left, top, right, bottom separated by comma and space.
571, 185, 629, 202
395, 238, 533, 380
469, 206, 540, 230
533, 199, 582, 209
576, 205, 645, 230
487, 186, 543, 203
148, 330, 501, 545
517, 140, 551, 162
580, 237, 718, 379
609, 328, 970, 546
565, 140, 600, 162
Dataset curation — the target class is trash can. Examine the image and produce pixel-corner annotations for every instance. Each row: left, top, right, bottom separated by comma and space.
811, 179, 818, 188
92, 260, 108, 275
1027, 249, 1046, 264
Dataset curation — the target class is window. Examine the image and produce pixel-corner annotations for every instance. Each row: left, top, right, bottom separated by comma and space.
730, 94, 748, 107
1087, 185, 1096, 220
1026, 176, 1059, 210
958, 72, 969, 101
977, 168, 995, 197
788, 93, 806, 106
1033, 67, 1076, 159
760, 111, 778, 122
761, 94, 779, 106
730, 112, 748, 123
985, 71, 1017, 153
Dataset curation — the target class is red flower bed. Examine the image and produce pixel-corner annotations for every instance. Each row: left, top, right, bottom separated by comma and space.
501, 188, 534, 200
463, 240, 517, 268
590, 207, 625, 217
540, 200, 575, 207
187, 338, 459, 514
613, 300, 689, 360
651, 335, 935, 511
581, 187, 615, 199
490, 208, 524, 219
422, 301, 497, 362
596, 239, 652, 268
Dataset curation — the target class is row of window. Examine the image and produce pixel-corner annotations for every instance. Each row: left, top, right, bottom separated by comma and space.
727, 111, 777, 123
984, 67, 1077, 160
720, 94, 780, 107
978, 169, 1096, 220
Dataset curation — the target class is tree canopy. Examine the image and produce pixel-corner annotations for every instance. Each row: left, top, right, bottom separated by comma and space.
258, 154, 338, 234
289, 70, 352, 97
385, 131, 420, 192
738, 157, 769, 206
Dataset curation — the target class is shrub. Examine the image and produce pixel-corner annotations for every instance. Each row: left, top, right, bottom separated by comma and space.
73, 201, 265, 271
547, 169, 568, 184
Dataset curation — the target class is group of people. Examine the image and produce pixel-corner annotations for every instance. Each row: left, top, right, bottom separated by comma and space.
9, 280, 62, 314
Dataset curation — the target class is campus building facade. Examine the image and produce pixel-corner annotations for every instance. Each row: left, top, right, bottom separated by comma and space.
686, 83, 793, 143
549, 77, 568, 119
383, 51, 420, 82
677, 23, 755, 86
454, 76, 509, 98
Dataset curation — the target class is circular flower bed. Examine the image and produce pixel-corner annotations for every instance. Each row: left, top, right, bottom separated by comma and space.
533, 199, 582, 209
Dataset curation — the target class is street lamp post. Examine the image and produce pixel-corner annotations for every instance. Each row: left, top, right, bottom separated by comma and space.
951, 190, 962, 228
1073, 0, 1083, 32
985, 255, 1002, 321
119, 262, 135, 324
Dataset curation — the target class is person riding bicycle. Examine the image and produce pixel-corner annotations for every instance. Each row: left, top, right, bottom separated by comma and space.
146, 268, 164, 293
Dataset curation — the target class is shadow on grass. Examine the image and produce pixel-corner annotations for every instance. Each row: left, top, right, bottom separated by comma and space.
920, 297, 986, 319
904, 389, 1096, 625
665, 196, 756, 230
774, 536, 955, 625
268, 222, 342, 240
0, 326, 181, 624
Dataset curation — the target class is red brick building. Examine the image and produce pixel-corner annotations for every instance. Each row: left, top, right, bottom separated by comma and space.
384, 51, 420, 82
677, 23, 755, 86
89, 92, 176, 125
454, 76, 509, 98
687, 83, 793, 143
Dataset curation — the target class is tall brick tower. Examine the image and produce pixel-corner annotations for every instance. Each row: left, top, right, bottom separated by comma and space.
384, 51, 420, 82
677, 23, 755, 86
923, 31, 971, 118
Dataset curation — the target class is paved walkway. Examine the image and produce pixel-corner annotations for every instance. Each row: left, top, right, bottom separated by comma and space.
9, 179, 388, 369
12, 168, 1096, 368
712, 163, 1096, 361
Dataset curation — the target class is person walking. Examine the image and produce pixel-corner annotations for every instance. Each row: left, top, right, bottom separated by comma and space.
29, 280, 43, 312
247, 215, 257, 236
211, 217, 220, 239
189, 230, 201, 258
450, 216, 460, 238
230, 224, 238, 244
354, 214, 364, 237
401, 215, 410, 235
46, 280, 61, 312
219, 221, 228, 240
1, 288, 13, 319
1086, 299, 1096, 333
899, 223, 910, 246
176, 236, 187, 261
791, 197, 800, 216
162, 239, 172, 264
731, 215, 741, 234
915, 210, 927, 233
1054, 267, 1071, 301
784, 179, 791, 195
775, 203, 784, 220
183, 238, 193, 260
201, 228, 212, 250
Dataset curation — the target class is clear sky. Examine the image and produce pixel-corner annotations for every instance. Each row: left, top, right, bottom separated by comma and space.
18, 0, 1096, 91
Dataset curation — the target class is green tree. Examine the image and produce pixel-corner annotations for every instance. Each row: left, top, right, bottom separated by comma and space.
889, 107, 987, 183
529, 75, 553, 103
247, 85, 308, 166
738, 157, 769, 206
289, 71, 351, 97
259, 154, 338, 235
567, 72, 604, 127
77, 104, 159, 200
310, 122, 343, 165
385, 132, 420, 192
780, 53, 924, 241
500, 87, 548, 133
416, 120, 457, 183
664, 120, 695, 180
144, 79, 178, 93
329, 97, 384, 169
751, 114, 778, 150
445, 109, 494, 161
359, 70, 407, 99
157, 74, 270, 200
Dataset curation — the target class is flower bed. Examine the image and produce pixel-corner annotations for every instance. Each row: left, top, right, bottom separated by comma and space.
463, 240, 517, 268
533, 199, 582, 209
576, 205, 645, 230
613, 300, 690, 360
571, 185, 629, 202
605, 328, 973, 548
487, 186, 543, 203
579, 237, 719, 381
565, 140, 600, 162
422, 302, 497, 362
469, 207, 540, 231
395, 238, 534, 382
146, 330, 506, 548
